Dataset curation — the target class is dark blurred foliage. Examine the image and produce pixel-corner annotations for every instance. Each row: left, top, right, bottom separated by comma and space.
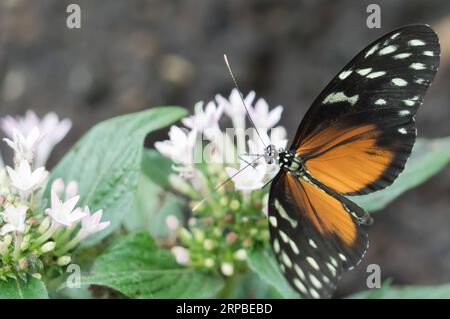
0, 0, 449, 297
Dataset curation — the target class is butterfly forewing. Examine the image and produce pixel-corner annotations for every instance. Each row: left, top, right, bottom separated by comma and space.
293, 24, 440, 195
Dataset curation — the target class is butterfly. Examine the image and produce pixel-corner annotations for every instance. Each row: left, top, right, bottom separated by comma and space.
260, 24, 440, 298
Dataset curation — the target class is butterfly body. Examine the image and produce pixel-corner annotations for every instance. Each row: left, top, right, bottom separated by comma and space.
265, 24, 440, 299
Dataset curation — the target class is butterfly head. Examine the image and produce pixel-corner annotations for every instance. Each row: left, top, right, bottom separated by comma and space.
264, 144, 283, 164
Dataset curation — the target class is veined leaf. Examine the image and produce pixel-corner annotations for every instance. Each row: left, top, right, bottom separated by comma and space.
247, 248, 299, 299
47, 107, 187, 246
75, 231, 224, 298
0, 278, 48, 299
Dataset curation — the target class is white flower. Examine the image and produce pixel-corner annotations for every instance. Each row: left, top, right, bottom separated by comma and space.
0, 204, 27, 235
171, 246, 190, 265
3, 127, 43, 163
225, 158, 266, 192
215, 89, 255, 128
182, 101, 223, 139
1, 111, 72, 167
77, 206, 110, 239
249, 98, 283, 129
6, 160, 48, 197
154, 126, 197, 165
45, 190, 86, 227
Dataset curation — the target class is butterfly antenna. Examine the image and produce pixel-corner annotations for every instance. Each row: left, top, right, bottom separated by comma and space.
223, 54, 267, 148
192, 154, 263, 211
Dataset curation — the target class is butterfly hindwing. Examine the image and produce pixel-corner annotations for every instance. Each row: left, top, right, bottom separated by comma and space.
292, 24, 440, 195
268, 172, 369, 299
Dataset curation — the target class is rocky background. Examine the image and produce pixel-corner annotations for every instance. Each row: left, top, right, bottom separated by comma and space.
0, 0, 449, 297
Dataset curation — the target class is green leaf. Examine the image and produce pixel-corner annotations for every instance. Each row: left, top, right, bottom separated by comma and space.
77, 231, 224, 298
141, 149, 174, 189
354, 137, 450, 212
247, 248, 299, 299
125, 174, 184, 239
47, 107, 187, 246
349, 282, 450, 299
0, 278, 48, 299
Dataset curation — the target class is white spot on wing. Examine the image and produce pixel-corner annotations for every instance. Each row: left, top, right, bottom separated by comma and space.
393, 52, 412, 60
275, 199, 298, 228
378, 45, 397, 55
309, 274, 323, 289
409, 39, 426, 46
309, 288, 320, 299
375, 98, 386, 105
403, 100, 415, 106
289, 239, 300, 255
398, 128, 407, 134
410, 62, 426, 70
391, 78, 408, 86
423, 51, 434, 56
366, 71, 386, 79
390, 32, 401, 40
339, 70, 353, 80
356, 68, 372, 76
281, 251, 292, 268
293, 278, 307, 294
273, 238, 280, 253
323, 91, 359, 105
308, 239, 317, 249
365, 44, 379, 58
269, 216, 277, 227
399, 110, 411, 116
294, 264, 305, 280
306, 256, 320, 271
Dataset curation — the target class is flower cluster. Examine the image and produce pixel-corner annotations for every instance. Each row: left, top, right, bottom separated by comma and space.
0, 111, 109, 281
155, 89, 287, 277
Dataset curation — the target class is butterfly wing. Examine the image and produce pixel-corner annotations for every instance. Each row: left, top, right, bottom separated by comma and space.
268, 171, 369, 298
293, 24, 440, 195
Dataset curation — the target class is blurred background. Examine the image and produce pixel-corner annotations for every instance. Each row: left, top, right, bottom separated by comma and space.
0, 0, 449, 297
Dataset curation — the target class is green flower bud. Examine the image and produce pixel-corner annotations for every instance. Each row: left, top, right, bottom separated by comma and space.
169, 174, 193, 196
20, 241, 29, 251
40, 241, 56, 253
57, 255, 72, 266
37, 217, 51, 234
31, 273, 42, 280
203, 239, 215, 251
193, 229, 205, 242
0, 242, 8, 256
230, 200, 240, 210
204, 258, 215, 268
219, 197, 228, 206
3, 234, 12, 247
179, 228, 192, 242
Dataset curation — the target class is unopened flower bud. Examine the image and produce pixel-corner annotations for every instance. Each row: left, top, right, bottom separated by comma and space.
221, 262, 234, 277
65, 181, 79, 198
219, 197, 228, 206
203, 239, 215, 251
234, 249, 247, 261
3, 235, 12, 247
37, 217, 51, 234
32, 273, 42, 280
165, 215, 180, 231
57, 255, 72, 266
171, 246, 190, 265
40, 241, 56, 253
18, 257, 28, 270
20, 241, 29, 251
230, 200, 240, 210
0, 242, 7, 256
51, 178, 65, 195
179, 228, 192, 242
204, 258, 215, 268
169, 174, 192, 195
193, 229, 205, 242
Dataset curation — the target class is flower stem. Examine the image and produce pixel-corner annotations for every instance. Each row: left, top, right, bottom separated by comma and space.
218, 274, 239, 298
13, 233, 22, 260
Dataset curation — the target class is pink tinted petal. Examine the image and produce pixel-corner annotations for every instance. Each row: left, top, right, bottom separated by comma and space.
62, 195, 80, 213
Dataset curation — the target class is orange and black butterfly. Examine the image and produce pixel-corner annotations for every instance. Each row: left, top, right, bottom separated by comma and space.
262, 24, 440, 298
